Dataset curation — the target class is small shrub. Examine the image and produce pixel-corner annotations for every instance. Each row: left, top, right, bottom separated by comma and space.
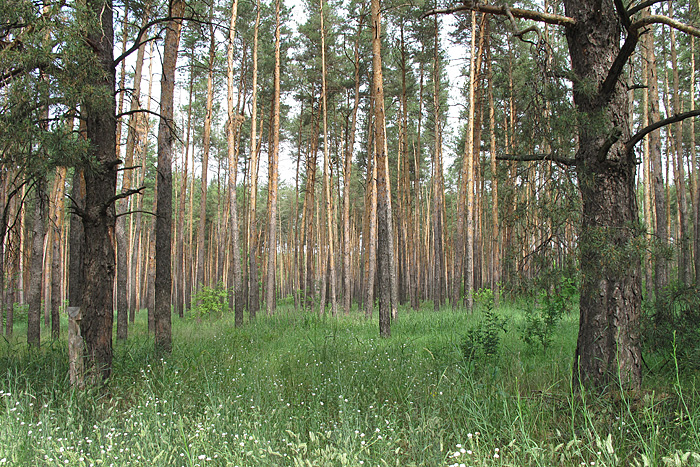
520, 277, 576, 353
460, 289, 508, 361
189, 282, 229, 320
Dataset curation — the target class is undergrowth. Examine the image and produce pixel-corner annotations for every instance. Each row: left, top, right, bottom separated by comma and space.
0, 300, 697, 466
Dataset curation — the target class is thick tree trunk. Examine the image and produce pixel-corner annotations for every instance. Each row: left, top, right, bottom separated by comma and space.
28, 180, 47, 347
154, 0, 184, 354
81, 0, 118, 382
565, 0, 642, 390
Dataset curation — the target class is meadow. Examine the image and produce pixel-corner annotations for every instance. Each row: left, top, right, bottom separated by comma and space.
0, 298, 698, 466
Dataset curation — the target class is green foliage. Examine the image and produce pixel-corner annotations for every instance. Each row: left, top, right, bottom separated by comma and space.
459, 289, 508, 361
643, 282, 700, 371
521, 277, 577, 353
189, 282, 229, 320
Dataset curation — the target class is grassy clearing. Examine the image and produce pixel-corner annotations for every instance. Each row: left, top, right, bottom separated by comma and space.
0, 302, 698, 466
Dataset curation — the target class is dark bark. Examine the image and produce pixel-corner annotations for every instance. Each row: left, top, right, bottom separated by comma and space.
154, 0, 184, 354
565, 0, 642, 390
68, 169, 85, 308
27, 180, 47, 347
81, 0, 118, 381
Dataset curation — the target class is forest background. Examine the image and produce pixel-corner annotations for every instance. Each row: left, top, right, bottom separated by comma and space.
2, 0, 700, 464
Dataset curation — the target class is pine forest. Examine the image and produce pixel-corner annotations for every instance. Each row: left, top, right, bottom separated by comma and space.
1, 0, 700, 465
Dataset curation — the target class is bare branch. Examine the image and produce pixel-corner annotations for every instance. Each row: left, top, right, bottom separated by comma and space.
422, 3, 575, 27
101, 186, 146, 215
496, 153, 577, 166
598, 28, 639, 103
632, 14, 700, 38
627, 0, 666, 17
614, 0, 631, 29
116, 210, 155, 219
626, 109, 700, 153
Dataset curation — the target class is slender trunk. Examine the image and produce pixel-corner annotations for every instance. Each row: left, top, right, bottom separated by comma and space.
319, 0, 337, 316
154, 0, 184, 353
645, 18, 668, 299
454, 12, 478, 311
50, 167, 66, 339
266, 0, 281, 315
486, 22, 499, 307
371, 0, 392, 337
432, 19, 445, 311
227, 0, 244, 326
117, 9, 149, 337
196, 9, 216, 290
343, 17, 363, 313
248, 0, 262, 319
668, 6, 690, 285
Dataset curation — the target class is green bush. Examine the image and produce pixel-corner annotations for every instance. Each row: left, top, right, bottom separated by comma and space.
189, 282, 229, 320
460, 289, 508, 361
520, 277, 576, 353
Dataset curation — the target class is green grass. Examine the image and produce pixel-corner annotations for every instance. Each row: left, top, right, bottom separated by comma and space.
0, 302, 698, 466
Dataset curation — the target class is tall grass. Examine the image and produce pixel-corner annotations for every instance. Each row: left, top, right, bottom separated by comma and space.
0, 302, 698, 466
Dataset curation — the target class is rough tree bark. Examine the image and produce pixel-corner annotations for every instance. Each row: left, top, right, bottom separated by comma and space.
154, 0, 184, 354
27, 179, 47, 347
371, 0, 394, 337
81, 0, 119, 381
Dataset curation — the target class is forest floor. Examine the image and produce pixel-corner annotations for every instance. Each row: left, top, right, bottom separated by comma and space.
0, 298, 698, 466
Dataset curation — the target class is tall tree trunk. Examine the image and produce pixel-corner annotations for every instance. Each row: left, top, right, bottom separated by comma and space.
431, 19, 445, 311
116, 8, 149, 339
226, 0, 244, 326
28, 180, 47, 347
454, 11, 478, 311
566, 0, 642, 389
319, 0, 337, 316
196, 8, 216, 291
248, 0, 262, 319
343, 15, 363, 314
486, 22, 499, 307
50, 167, 66, 339
266, 0, 281, 315
176, 56, 194, 318
668, 5, 690, 285
81, 0, 118, 381
154, 0, 184, 354
371, 0, 394, 337
645, 17, 668, 300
